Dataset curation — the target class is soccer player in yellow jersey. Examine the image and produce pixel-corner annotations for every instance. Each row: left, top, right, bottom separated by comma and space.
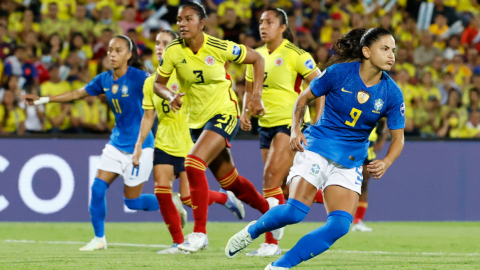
133, 30, 245, 254
154, 1, 270, 252
240, 8, 324, 256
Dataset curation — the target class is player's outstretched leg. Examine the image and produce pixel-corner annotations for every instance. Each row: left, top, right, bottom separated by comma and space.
180, 189, 244, 219
178, 155, 210, 252
225, 198, 309, 258
265, 184, 357, 269
172, 192, 188, 228
80, 178, 109, 251
123, 194, 159, 211
155, 186, 189, 254
268, 210, 352, 268
210, 149, 269, 215
249, 132, 294, 257
219, 188, 245, 220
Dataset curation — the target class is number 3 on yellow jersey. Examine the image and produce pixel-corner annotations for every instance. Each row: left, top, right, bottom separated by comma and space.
345, 108, 362, 127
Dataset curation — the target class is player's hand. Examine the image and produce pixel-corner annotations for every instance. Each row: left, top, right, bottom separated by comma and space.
290, 126, 307, 152
246, 98, 265, 118
21, 94, 40, 106
132, 147, 142, 168
169, 92, 185, 112
240, 112, 252, 131
366, 159, 389, 179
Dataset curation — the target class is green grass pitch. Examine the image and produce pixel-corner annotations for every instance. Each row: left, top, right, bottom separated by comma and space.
0, 222, 479, 269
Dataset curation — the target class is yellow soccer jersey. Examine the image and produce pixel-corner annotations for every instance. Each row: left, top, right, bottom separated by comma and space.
245, 39, 318, 128
366, 127, 378, 161
143, 72, 194, 158
157, 33, 247, 129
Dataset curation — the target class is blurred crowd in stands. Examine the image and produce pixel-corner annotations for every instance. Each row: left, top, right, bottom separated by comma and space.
0, 0, 479, 138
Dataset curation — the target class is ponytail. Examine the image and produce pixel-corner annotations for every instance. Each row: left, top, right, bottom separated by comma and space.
322, 27, 392, 70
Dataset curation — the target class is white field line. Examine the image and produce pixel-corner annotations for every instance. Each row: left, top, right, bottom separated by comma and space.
2, 239, 170, 248
2, 240, 479, 256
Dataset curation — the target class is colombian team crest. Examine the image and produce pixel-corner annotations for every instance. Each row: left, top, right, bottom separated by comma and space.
205, 55, 215, 66
121, 85, 129, 97
275, 57, 283, 66
112, 84, 119, 94
357, 90, 370, 104
170, 83, 179, 92
374, 99, 384, 111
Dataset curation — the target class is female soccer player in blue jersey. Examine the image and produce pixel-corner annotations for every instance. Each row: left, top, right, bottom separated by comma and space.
226, 28, 405, 269
22, 35, 158, 251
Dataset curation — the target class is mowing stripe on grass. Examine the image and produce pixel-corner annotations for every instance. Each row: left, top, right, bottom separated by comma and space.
3, 240, 480, 256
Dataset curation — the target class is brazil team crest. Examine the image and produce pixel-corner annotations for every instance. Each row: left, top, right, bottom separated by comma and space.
112, 84, 119, 94
310, 164, 320, 176
121, 85, 129, 97
357, 90, 370, 104
374, 99, 384, 111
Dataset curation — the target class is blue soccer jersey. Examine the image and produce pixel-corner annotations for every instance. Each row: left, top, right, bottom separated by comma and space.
85, 66, 154, 153
305, 61, 405, 168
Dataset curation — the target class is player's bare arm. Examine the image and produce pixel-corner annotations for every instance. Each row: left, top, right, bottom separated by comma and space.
290, 88, 317, 152
133, 109, 156, 168
241, 81, 254, 131
304, 71, 325, 123
154, 73, 184, 112
241, 47, 265, 118
21, 88, 90, 105
367, 128, 404, 179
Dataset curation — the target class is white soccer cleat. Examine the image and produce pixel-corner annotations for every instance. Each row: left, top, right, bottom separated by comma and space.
246, 243, 281, 257
172, 192, 188, 228
177, 232, 208, 252
264, 263, 290, 269
79, 236, 107, 251
351, 221, 373, 232
156, 243, 190, 254
225, 220, 256, 258
266, 197, 284, 241
220, 189, 245, 220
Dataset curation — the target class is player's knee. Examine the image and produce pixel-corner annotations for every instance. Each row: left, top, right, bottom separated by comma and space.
325, 210, 353, 240
91, 178, 109, 200
285, 198, 310, 224
263, 168, 282, 188
123, 197, 141, 210
185, 155, 207, 174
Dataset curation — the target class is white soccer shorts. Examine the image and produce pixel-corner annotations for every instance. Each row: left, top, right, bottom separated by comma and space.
97, 144, 154, 187
286, 150, 362, 195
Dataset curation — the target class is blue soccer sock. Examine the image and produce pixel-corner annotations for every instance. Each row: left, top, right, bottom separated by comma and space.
273, 210, 353, 268
89, 178, 109, 238
124, 194, 159, 211
248, 198, 310, 240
